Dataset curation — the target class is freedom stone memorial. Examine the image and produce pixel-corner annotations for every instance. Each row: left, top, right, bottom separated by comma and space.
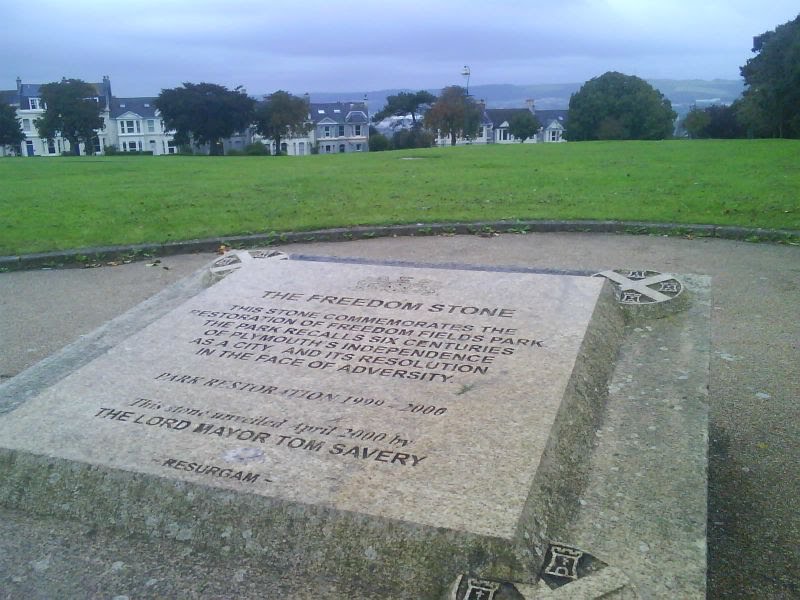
0, 252, 708, 599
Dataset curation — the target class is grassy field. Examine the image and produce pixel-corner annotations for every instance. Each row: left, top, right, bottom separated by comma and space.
1, 139, 798, 255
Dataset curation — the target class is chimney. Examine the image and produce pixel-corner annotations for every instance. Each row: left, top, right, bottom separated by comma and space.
526, 98, 535, 113
16, 77, 21, 92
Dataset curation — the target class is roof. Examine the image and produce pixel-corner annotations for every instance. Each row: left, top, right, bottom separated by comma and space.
111, 97, 158, 118
485, 108, 532, 128
535, 109, 569, 129
14, 78, 113, 109
309, 102, 369, 125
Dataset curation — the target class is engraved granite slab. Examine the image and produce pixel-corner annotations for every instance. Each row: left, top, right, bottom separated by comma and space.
0, 257, 622, 591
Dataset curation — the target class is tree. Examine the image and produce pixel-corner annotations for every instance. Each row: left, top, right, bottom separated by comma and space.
372, 91, 436, 126
368, 131, 389, 151
424, 86, 482, 146
0, 102, 24, 154
508, 111, 541, 142
253, 90, 310, 156
683, 105, 744, 139
682, 107, 711, 139
35, 79, 105, 155
155, 82, 255, 155
567, 72, 676, 141
738, 15, 800, 138
391, 127, 434, 150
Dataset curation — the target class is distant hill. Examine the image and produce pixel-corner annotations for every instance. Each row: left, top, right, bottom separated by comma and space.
298, 79, 744, 116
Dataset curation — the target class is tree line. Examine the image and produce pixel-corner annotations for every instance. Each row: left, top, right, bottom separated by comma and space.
1, 13, 797, 154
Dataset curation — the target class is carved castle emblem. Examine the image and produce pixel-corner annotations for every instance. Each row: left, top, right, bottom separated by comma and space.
354, 275, 438, 295
450, 576, 501, 600
543, 544, 584, 580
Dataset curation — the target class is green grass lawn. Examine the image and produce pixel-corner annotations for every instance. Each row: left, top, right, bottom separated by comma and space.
1, 139, 798, 255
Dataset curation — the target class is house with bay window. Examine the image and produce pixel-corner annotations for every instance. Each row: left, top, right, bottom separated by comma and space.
253, 99, 370, 155
110, 97, 176, 155
2, 76, 113, 156
0, 77, 176, 156
485, 102, 568, 144
311, 101, 369, 154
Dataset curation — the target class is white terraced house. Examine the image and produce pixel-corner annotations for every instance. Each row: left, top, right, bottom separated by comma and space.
252, 97, 370, 155
1, 77, 176, 156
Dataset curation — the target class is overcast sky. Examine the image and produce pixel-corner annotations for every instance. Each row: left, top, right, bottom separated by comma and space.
5, 1, 798, 97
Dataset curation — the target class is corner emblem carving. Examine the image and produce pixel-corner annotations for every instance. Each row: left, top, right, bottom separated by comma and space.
594, 269, 684, 305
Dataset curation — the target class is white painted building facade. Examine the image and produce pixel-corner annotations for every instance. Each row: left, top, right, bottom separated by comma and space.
2, 77, 177, 157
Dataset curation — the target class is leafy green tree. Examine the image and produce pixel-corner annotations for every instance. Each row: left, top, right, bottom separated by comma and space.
253, 90, 310, 156
738, 15, 800, 138
244, 141, 270, 155
368, 132, 389, 151
424, 86, 482, 146
0, 102, 24, 154
391, 127, 434, 150
567, 72, 676, 141
35, 79, 105, 155
508, 111, 541, 142
682, 107, 711, 139
372, 91, 436, 126
683, 105, 744, 139
156, 82, 255, 155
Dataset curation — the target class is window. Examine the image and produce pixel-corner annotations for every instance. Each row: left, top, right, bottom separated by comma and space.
94, 137, 102, 153
338, 125, 345, 137
22, 118, 31, 131
324, 126, 331, 137
167, 141, 177, 154
120, 120, 138, 134
500, 129, 510, 141
47, 140, 56, 154
124, 141, 140, 152
324, 144, 331, 153
147, 119, 155, 133
281, 142, 288, 154
339, 144, 346, 153
354, 125, 362, 136
356, 143, 362, 151
28, 98, 42, 110
549, 130, 560, 142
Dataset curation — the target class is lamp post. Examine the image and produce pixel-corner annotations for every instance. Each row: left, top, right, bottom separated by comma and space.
461, 65, 471, 96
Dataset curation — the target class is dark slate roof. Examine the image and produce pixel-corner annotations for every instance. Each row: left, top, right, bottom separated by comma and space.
310, 102, 369, 125
485, 108, 531, 128
16, 78, 113, 109
111, 97, 158, 118
535, 109, 569, 128
19, 83, 42, 98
